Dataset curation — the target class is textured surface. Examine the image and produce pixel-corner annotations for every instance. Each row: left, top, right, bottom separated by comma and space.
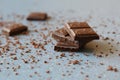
0, 0, 120, 80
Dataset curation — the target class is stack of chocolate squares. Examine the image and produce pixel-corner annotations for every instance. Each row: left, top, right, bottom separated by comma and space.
52, 22, 99, 52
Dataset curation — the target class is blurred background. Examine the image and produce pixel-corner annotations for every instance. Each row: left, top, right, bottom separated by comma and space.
0, 0, 120, 16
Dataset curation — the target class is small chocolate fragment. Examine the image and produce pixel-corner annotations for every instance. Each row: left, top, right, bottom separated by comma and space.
65, 22, 99, 40
3, 23, 28, 36
54, 41, 79, 52
27, 12, 47, 21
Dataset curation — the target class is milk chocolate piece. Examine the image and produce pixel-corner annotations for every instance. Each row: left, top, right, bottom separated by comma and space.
27, 12, 47, 21
52, 28, 78, 44
54, 41, 79, 52
65, 22, 99, 40
3, 23, 28, 36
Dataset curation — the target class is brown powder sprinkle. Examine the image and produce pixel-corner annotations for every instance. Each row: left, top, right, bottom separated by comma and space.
107, 66, 118, 72
118, 54, 120, 56
22, 59, 28, 64
44, 61, 48, 64
60, 53, 65, 57
46, 70, 50, 74
15, 72, 19, 75
103, 37, 109, 40
100, 62, 104, 65
98, 76, 102, 78
69, 60, 79, 65
13, 57, 18, 60
95, 45, 98, 48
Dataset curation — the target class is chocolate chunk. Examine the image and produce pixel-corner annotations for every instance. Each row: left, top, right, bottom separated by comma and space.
54, 41, 79, 52
2, 23, 28, 36
52, 28, 77, 43
27, 12, 47, 21
65, 22, 99, 40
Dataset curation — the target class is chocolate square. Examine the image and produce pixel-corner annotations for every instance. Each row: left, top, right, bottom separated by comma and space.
2, 23, 28, 36
27, 12, 47, 21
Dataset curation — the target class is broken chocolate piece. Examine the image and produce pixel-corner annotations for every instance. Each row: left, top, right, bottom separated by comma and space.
53, 28, 80, 51
54, 41, 79, 52
65, 22, 99, 40
27, 12, 47, 21
52, 28, 77, 43
3, 23, 28, 36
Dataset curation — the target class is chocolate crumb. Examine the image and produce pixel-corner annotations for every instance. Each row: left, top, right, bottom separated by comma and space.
114, 68, 118, 72
118, 54, 120, 56
62, 74, 66, 76
80, 71, 84, 74
34, 71, 38, 74
41, 27, 48, 31
60, 53, 65, 57
29, 75, 33, 78
23, 59, 28, 63
103, 37, 109, 40
69, 60, 79, 65
85, 75, 89, 78
44, 61, 48, 64
107, 66, 118, 72
13, 57, 18, 60
97, 54, 103, 57
98, 76, 102, 78
15, 72, 19, 75
96, 45, 98, 48
100, 62, 104, 65
46, 70, 50, 74
112, 32, 116, 34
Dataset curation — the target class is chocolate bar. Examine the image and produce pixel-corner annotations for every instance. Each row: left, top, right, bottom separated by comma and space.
54, 41, 79, 52
27, 12, 47, 21
3, 23, 28, 36
65, 22, 99, 40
